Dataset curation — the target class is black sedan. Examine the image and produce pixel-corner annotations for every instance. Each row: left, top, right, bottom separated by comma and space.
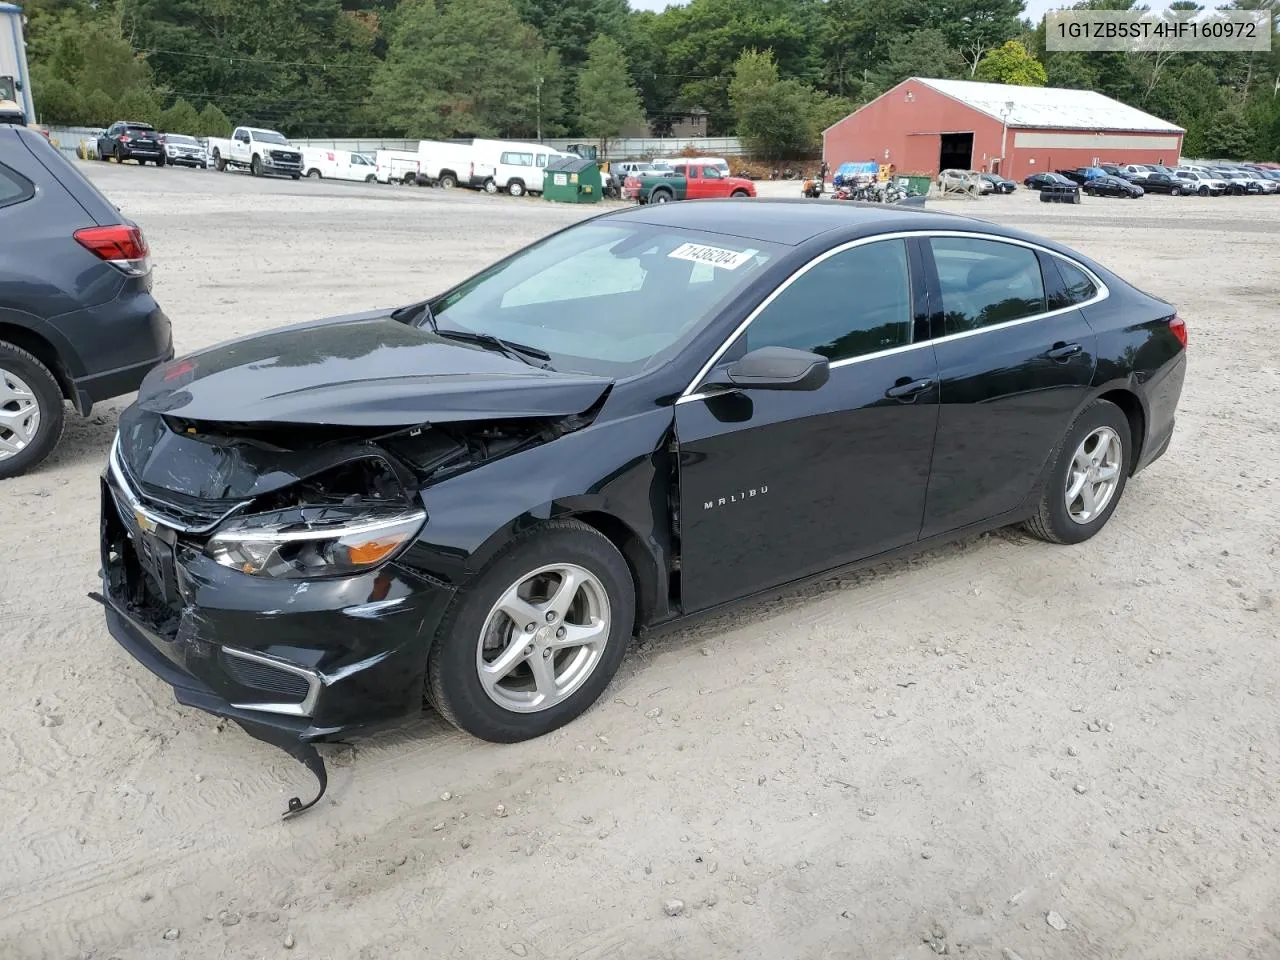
980, 173, 1017, 193
98, 201, 1187, 814
1137, 172, 1186, 196
96, 120, 165, 166
1083, 175, 1144, 199
1024, 172, 1068, 190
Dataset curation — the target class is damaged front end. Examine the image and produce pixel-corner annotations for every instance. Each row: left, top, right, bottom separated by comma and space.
96, 391, 607, 818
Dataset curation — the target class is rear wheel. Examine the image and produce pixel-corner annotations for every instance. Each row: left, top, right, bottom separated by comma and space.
651, 189, 673, 204
507, 180, 526, 197
484, 179, 498, 194
0, 342, 65, 480
1025, 399, 1131, 545
426, 520, 635, 742
367, 174, 378, 183
155, 156, 165, 168
213, 150, 226, 172
439, 172, 457, 189
250, 155, 262, 177
307, 168, 322, 178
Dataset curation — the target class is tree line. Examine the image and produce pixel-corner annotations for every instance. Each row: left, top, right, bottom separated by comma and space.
20, 0, 1280, 161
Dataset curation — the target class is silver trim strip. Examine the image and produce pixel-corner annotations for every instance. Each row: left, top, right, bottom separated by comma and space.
676, 230, 1110, 404
223, 646, 323, 717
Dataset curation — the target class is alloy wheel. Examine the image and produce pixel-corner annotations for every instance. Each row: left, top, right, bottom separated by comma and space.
1064, 426, 1122, 524
0, 367, 41, 463
476, 563, 611, 714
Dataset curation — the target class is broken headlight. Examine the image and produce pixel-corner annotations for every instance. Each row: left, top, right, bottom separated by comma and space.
206, 506, 425, 579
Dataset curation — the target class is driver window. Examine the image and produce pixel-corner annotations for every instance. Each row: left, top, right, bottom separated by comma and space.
745, 240, 913, 362
703, 167, 721, 179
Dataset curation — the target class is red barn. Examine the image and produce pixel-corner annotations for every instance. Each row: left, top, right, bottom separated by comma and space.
824, 77, 1185, 181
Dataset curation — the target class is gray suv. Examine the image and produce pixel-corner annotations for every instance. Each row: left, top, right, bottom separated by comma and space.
0, 125, 172, 478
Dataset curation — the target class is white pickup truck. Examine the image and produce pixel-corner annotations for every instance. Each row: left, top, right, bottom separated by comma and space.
207, 126, 304, 179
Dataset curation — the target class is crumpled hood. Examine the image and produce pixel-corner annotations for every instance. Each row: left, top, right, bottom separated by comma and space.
136, 312, 613, 427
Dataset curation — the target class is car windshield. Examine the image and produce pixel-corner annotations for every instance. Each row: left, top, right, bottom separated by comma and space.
252, 130, 289, 145
425, 221, 779, 377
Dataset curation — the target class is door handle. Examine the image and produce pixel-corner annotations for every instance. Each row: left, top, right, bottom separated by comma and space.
1047, 341, 1082, 361
884, 377, 935, 401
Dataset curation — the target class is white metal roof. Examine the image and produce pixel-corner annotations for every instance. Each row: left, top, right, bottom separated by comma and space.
915, 78, 1184, 134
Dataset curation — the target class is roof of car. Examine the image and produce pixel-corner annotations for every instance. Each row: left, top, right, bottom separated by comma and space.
607, 198, 1002, 246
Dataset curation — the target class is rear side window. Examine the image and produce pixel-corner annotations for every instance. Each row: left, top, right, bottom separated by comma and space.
1048, 258, 1098, 309
930, 237, 1046, 335
0, 163, 35, 210
500, 152, 533, 166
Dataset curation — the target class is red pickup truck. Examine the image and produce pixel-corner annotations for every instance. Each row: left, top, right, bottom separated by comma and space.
623, 161, 757, 203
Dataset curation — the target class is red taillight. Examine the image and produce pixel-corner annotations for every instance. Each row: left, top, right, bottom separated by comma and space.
1169, 315, 1187, 348
118, 134, 131, 143
74, 225, 151, 276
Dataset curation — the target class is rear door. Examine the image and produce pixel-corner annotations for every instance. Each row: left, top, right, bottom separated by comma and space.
675, 237, 940, 612
918, 234, 1098, 538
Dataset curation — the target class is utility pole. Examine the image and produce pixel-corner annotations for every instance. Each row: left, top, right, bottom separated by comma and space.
536, 75, 543, 142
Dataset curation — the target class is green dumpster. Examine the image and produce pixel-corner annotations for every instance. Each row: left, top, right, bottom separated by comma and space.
542, 155, 602, 204
900, 174, 931, 196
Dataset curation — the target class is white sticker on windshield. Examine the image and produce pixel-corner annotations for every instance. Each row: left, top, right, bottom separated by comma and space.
667, 242, 756, 270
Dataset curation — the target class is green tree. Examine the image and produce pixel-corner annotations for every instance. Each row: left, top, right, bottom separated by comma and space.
158, 97, 201, 133
83, 89, 118, 127
114, 86, 164, 125
729, 48, 812, 159
870, 28, 966, 92
577, 35, 645, 150
30, 72, 87, 125
1204, 106, 1252, 158
974, 40, 1047, 86
939, 0, 1025, 76
196, 102, 233, 137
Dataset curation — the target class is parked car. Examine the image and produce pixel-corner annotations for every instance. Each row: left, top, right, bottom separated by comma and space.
1030, 173, 1082, 203
1174, 170, 1226, 196
1136, 172, 1186, 195
417, 140, 495, 190
627, 161, 756, 203
1116, 163, 1154, 181
938, 169, 993, 194
0, 125, 172, 478
1055, 167, 1106, 186
471, 139, 571, 196
980, 173, 1017, 193
1083, 175, 1144, 199
1024, 172, 1065, 190
207, 127, 303, 179
1216, 168, 1275, 194
301, 148, 378, 182
96, 200, 1187, 815
96, 120, 165, 166
613, 161, 655, 179
161, 133, 207, 168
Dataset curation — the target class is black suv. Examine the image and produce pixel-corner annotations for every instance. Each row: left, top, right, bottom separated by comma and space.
96, 121, 165, 166
0, 125, 172, 477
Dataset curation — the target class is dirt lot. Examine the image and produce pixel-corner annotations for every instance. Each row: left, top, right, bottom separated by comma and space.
2, 167, 1278, 960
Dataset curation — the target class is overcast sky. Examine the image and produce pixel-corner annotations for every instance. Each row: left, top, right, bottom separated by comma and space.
627, 0, 1175, 21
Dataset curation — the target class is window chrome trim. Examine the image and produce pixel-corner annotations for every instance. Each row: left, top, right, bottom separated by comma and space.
676, 229, 1110, 404
224, 646, 323, 718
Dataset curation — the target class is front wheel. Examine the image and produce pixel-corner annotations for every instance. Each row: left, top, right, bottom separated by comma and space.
731, 189, 749, 198
155, 156, 165, 167
0, 342, 65, 480
426, 520, 635, 743
1025, 399, 1132, 545
507, 180, 526, 197
439, 173, 457, 189
1171, 187, 1180, 196
291, 174, 300, 180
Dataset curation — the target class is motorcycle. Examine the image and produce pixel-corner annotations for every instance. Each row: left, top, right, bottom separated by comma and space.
801, 176, 823, 198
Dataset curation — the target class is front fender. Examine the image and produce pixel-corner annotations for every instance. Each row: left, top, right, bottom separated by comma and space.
399, 407, 676, 625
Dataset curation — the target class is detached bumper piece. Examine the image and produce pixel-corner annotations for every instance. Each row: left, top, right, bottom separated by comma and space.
90, 591, 329, 818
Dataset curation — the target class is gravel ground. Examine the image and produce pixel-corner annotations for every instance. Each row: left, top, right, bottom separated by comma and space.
2, 165, 1278, 960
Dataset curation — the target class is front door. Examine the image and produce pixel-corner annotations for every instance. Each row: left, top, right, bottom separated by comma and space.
919, 236, 1099, 538
675, 238, 941, 613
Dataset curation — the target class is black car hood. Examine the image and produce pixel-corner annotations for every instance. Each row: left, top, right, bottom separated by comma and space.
136, 312, 613, 427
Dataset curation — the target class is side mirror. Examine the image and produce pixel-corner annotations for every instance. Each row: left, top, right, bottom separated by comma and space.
707, 346, 830, 392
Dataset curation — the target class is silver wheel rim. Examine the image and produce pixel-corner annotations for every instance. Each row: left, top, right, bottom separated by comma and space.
476, 563, 611, 714
0, 366, 41, 462
1065, 426, 1122, 524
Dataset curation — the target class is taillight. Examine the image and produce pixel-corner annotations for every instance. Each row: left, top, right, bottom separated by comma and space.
1169, 315, 1187, 349
74, 225, 151, 277
118, 134, 131, 143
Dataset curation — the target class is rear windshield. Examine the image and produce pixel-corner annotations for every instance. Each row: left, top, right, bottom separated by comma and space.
126, 125, 155, 135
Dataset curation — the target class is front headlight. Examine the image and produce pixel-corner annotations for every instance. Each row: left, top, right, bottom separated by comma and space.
206, 506, 425, 579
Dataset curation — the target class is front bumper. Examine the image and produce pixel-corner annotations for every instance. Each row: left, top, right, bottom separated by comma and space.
98, 455, 457, 810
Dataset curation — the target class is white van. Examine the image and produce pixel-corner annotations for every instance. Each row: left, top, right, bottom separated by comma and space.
417, 140, 495, 189
300, 148, 378, 182
471, 139, 568, 196
374, 149, 421, 185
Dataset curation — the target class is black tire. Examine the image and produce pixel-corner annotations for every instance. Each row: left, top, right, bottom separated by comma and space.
1039, 191, 1051, 203
1171, 187, 1180, 196
1025, 399, 1132, 546
651, 188, 673, 204
290, 174, 300, 180
213, 150, 226, 172
731, 189, 749, 198
250, 155, 262, 177
426, 519, 636, 743
0, 341, 65, 480
1198, 186, 1208, 196
439, 172, 457, 189
484, 179, 498, 194
1072, 192, 1081, 204
155, 155, 165, 167
507, 179, 526, 197
307, 168, 322, 178
114, 144, 125, 164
